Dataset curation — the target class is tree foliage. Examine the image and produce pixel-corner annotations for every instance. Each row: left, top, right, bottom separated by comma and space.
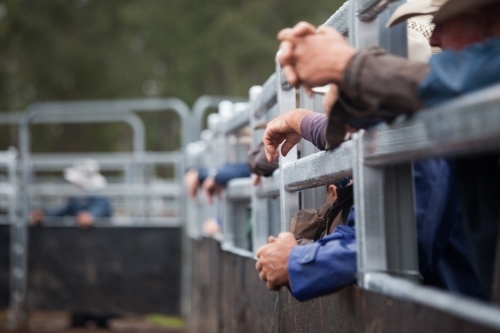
0, 0, 343, 152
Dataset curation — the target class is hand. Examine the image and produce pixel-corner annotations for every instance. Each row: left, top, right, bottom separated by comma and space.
278, 24, 357, 89
252, 174, 261, 186
30, 209, 44, 225
76, 211, 94, 228
256, 232, 298, 290
262, 109, 312, 163
277, 22, 317, 87
184, 168, 200, 199
202, 176, 223, 205
202, 218, 221, 236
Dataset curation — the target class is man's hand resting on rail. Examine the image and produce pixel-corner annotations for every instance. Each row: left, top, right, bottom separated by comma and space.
256, 232, 297, 290
262, 108, 312, 163
277, 22, 357, 90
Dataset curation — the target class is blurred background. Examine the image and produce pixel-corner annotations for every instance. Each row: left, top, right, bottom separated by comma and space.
0, 0, 344, 331
0, 0, 343, 153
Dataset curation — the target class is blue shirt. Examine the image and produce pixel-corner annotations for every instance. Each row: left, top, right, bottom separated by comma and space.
45, 196, 112, 219
197, 163, 251, 186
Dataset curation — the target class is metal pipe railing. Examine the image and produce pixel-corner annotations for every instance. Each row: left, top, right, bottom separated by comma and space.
186, 0, 500, 329
26, 98, 192, 147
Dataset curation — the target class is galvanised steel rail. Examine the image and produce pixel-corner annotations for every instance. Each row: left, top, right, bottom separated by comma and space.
188, 0, 500, 329
25, 98, 192, 147
30, 152, 181, 171
192, 95, 248, 141
323, 1, 349, 34
9, 100, 189, 329
362, 83, 500, 166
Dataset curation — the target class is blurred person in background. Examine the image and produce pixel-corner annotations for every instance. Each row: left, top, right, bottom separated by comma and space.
30, 159, 112, 228
30, 159, 115, 328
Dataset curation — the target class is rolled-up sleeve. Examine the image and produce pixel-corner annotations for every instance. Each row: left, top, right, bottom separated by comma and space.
287, 225, 357, 301
300, 113, 328, 150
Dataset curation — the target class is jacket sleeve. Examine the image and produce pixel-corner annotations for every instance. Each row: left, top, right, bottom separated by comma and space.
214, 163, 251, 186
85, 197, 112, 218
44, 198, 75, 217
287, 225, 357, 301
299, 113, 328, 150
247, 143, 279, 177
418, 38, 500, 107
340, 47, 429, 121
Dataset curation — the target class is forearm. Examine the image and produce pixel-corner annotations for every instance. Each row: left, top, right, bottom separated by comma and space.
341, 47, 429, 121
287, 225, 357, 301
300, 113, 328, 151
248, 144, 279, 177
214, 163, 251, 186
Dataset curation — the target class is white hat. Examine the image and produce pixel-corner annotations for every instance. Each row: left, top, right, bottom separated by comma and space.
408, 28, 432, 62
64, 159, 107, 191
386, 0, 448, 28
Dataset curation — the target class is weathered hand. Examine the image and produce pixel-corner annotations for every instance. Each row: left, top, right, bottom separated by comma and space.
30, 209, 45, 225
277, 22, 317, 86
184, 168, 200, 199
202, 176, 222, 205
76, 211, 94, 228
262, 109, 312, 163
252, 174, 261, 186
255, 232, 298, 290
278, 24, 357, 89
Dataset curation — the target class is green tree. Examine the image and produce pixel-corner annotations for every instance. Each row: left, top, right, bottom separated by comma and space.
0, 0, 343, 152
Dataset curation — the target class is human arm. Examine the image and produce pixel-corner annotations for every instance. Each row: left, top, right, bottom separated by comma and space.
203, 163, 251, 204
287, 225, 357, 301
278, 22, 428, 120
184, 168, 205, 198
262, 108, 313, 162
248, 143, 279, 177
214, 163, 251, 186
43, 198, 75, 217
278, 25, 357, 90
75, 197, 111, 227
418, 38, 500, 107
255, 232, 298, 290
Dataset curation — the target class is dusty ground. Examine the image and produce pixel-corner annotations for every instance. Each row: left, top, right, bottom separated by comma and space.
0, 311, 185, 333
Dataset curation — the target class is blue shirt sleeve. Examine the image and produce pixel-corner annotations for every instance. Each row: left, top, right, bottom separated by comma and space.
214, 163, 251, 186
85, 197, 112, 218
44, 197, 76, 217
419, 38, 500, 107
197, 167, 209, 184
287, 225, 357, 301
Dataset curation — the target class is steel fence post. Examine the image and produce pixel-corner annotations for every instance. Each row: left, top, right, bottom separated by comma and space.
276, 59, 299, 232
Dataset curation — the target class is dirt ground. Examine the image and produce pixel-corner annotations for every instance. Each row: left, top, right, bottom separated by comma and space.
0, 311, 185, 333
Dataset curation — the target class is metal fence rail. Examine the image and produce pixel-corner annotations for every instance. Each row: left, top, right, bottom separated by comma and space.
187, 0, 500, 330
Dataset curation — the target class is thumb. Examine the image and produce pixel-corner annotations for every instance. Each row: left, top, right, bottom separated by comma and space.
280, 140, 297, 157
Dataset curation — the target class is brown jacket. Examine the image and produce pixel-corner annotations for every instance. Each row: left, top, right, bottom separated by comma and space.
325, 47, 430, 149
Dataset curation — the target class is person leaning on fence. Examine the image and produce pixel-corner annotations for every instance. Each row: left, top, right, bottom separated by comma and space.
184, 163, 251, 204
257, 0, 500, 298
30, 159, 112, 228
274, 0, 500, 299
246, 129, 355, 245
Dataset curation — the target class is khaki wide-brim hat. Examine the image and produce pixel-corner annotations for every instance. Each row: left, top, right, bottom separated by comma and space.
433, 0, 499, 23
386, 0, 448, 28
